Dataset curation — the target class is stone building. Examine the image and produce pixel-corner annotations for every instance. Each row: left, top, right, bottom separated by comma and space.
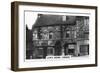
26, 14, 89, 59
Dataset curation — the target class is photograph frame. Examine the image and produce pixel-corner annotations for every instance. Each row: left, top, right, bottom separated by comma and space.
11, 1, 98, 71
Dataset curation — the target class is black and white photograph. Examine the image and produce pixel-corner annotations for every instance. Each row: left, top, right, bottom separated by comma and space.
26, 12, 89, 60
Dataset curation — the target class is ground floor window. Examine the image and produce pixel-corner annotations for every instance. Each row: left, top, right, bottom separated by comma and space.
80, 45, 89, 56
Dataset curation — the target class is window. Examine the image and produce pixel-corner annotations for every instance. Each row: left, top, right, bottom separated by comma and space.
68, 44, 76, 56
80, 45, 89, 56
68, 44, 75, 49
47, 47, 54, 56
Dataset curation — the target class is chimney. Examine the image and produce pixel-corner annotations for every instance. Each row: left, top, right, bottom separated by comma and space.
62, 15, 66, 21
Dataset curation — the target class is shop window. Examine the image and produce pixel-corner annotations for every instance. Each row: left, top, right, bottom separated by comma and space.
47, 47, 54, 56
68, 49, 75, 55
68, 44, 75, 55
37, 48, 43, 57
80, 45, 89, 56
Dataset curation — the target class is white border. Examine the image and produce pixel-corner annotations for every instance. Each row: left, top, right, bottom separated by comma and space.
19, 5, 96, 68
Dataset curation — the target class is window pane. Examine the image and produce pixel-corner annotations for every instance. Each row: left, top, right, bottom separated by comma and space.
47, 47, 54, 56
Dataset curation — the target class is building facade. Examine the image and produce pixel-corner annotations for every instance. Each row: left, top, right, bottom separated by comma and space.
26, 14, 89, 59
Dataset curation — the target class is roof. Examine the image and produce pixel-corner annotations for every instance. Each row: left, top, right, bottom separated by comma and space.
33, 14, 76, 27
